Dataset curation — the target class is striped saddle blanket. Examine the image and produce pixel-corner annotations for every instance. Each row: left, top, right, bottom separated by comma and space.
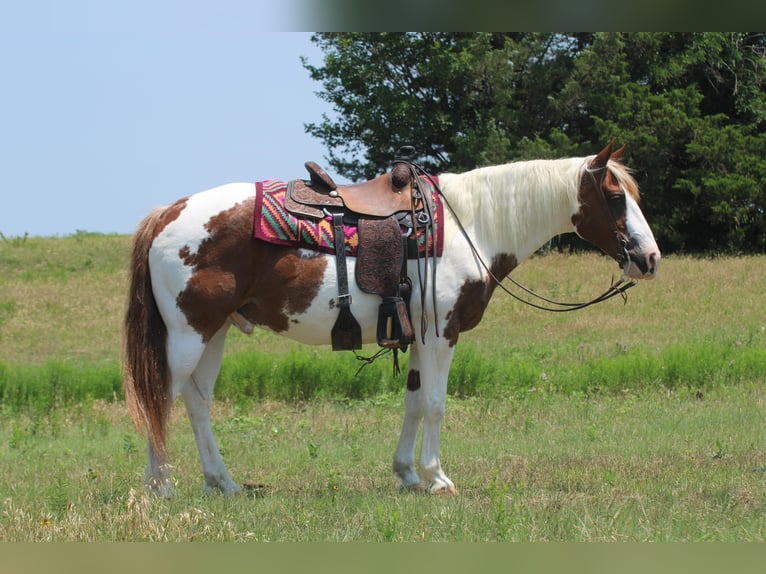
253, 178, 443, 258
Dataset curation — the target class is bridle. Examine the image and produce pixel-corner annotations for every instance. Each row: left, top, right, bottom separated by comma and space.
410, 160, 637, 314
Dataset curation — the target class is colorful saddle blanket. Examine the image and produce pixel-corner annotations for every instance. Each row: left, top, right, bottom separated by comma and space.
253, 177, 443, 258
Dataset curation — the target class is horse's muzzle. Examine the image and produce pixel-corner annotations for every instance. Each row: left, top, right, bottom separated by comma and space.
626, 249, 660, 279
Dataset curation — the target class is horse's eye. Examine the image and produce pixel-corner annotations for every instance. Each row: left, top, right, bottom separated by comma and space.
607, 194, 625, 205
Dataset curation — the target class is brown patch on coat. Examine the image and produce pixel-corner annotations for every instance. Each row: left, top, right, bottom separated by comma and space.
153, 197, 189, 239
407, 369, 421, 391
175, 196, 328, 341
443, 253, 518, 347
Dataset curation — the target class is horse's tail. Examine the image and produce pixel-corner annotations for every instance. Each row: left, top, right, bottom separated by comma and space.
123, 207, 170, 458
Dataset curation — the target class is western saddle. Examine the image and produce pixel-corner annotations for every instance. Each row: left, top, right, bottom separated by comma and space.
283, 148, 436, 357
284, 160, 425, 219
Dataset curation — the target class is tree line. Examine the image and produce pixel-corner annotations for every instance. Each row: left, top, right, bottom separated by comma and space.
303, 33, 766, 254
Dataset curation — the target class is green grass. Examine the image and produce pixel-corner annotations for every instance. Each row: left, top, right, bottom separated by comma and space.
3, 336, 765, 412
3, 234, 766, 367
1, 387, 765, 541
0, 232, 130, 363
1, 235, 766, 540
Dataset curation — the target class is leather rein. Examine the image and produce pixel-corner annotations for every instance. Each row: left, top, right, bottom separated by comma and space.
407, 161, 637, 314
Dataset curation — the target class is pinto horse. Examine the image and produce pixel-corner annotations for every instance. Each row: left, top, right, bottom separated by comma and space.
123, 141, 660, 497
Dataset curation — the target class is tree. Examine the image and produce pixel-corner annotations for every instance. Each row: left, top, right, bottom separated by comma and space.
303, 33, 588, 178
553, 33, 766, 252
304, 32, 766, 253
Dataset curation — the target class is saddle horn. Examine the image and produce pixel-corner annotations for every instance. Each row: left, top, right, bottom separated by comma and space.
305, 161, 337, 191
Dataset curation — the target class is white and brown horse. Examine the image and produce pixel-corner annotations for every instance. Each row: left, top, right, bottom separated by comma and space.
123, 141, 660, 497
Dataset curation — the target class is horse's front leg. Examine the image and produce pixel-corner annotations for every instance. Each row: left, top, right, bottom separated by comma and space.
419, 337, 458, 495
393, 372, 423, 490
393, 337, 457, 494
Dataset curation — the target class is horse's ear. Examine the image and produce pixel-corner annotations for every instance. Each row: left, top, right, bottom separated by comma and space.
610, 143, 628, 162
589, 139, 615, 173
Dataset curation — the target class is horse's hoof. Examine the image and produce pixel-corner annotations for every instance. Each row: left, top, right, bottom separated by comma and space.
203, 477, 241, 497
145, 480, 174, 499
428, 483, 459, 496
221, 484, 242, 497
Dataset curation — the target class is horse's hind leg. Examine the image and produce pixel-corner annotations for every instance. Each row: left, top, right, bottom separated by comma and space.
145, 443, 173, 498
180, 326, 240, 495
144, 327, 209, 497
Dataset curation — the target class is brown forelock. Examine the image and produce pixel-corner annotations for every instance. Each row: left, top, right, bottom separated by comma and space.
609, 161, 640, 202
443, 253, 518, 347
570, 165, 629, 262
175, 197, 328, 341
407, 369, 421, 391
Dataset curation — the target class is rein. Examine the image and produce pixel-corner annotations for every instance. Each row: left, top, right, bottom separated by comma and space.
489, 266, 635, 312
407, 161, 637, 314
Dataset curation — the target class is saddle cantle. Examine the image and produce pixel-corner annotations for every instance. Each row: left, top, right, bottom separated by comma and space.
280, 153, 437, 356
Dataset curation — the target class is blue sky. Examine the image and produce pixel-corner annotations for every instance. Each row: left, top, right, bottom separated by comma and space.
1, 2, 336, 237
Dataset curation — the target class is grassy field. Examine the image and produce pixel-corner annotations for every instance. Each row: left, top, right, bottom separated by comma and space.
1, 388, 765, 541
1, 233, 765, 541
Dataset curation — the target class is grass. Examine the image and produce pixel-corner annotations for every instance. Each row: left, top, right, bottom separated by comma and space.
3, 233, 766, 367
0, 232, 129, 363
2, 233, 765, 407
2, 317, 764, 412
1, 234, 766, 540
1, 386, 765, 541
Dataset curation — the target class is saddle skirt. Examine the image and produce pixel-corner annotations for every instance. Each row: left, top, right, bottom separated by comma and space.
253, 177, 443, 258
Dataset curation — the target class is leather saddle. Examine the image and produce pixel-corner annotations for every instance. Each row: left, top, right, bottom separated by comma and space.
282, 155, 434, 356
285, 161, 425, 220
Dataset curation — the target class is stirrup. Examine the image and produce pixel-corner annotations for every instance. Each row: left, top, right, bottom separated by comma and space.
377, 296, 414, 350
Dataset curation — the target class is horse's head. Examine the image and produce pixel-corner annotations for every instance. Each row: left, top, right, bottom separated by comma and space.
571, 141, 660, 279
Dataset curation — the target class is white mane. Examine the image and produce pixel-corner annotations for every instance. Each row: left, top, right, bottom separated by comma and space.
438, 157, 586, 261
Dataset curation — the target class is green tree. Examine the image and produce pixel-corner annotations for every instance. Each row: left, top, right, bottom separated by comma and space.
303, 33, 588, 178
564, 33, 766, 252
304, 32, 766, 253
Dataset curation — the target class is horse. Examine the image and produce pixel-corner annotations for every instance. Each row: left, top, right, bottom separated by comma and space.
123, 140, 660, 497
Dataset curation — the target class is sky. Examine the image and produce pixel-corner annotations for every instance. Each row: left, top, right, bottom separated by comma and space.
0, 2, 339, 237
